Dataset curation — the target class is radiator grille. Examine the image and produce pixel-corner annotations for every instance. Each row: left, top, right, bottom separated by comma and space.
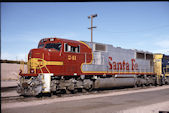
95, 43, 106, 51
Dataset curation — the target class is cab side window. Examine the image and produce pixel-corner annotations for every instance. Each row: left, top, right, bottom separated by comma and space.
64, 43, 80, 53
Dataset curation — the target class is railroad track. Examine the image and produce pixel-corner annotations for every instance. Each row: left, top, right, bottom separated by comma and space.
1, 86, 17, 92
2, 96, 25, 102
2, 85, 161, 103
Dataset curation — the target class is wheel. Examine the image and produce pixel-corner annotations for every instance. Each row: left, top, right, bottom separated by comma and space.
65, 89, 71, 94
36, 93, 43, 98
82, 88, 87, 93
86, 85, 93, 92
70, 89, 78, 94
48, 93, 52, 97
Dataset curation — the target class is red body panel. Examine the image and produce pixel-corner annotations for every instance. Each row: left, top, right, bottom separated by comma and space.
21, 38, 92, 76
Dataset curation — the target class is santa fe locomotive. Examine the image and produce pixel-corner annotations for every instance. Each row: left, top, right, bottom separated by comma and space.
17, 38, 169, 96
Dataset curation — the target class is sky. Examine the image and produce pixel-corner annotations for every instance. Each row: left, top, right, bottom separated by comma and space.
1, 2, 169, 61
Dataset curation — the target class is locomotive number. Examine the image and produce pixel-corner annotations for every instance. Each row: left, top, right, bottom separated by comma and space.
68, 55, 76, 61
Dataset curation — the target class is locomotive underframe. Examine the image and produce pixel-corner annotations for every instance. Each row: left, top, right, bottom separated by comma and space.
17, 73, 159, 96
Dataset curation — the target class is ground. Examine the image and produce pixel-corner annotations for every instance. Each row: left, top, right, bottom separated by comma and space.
2, 85, 169, 113
1, 63, 27, 81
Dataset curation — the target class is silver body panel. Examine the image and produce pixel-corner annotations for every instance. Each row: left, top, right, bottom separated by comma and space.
81, 41, 154, 74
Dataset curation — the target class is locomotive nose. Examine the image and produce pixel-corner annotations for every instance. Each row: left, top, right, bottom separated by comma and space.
28, 48, 45, 59
28, 48, 47, 74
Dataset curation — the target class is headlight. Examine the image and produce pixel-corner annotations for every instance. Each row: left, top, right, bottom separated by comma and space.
30, 69, 34, 73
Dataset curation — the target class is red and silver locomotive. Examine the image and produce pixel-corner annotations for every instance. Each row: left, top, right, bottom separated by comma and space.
17, 37, 161, 96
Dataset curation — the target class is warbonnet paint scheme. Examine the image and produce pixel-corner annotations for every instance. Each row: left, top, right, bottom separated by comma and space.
17, 38, 169, 96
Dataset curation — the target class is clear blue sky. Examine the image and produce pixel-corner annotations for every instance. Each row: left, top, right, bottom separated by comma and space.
1, 2, 169, 61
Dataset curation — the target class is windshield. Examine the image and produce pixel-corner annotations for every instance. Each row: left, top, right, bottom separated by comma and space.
38, 44, 44, 48
45, 43, 62, 51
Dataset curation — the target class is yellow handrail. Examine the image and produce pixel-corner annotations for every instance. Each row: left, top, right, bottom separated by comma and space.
18, 60, 25, 80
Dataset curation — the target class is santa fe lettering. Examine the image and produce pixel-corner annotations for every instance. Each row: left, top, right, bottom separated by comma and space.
108, 57, 138, 71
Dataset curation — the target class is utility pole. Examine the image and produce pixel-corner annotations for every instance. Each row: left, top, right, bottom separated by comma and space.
88, 14, 97, 43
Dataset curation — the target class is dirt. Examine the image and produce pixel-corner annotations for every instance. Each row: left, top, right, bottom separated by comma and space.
119, 101, 169, 113
1, 63, 27, 81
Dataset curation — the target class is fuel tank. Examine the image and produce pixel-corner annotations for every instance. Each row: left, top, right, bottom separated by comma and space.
94, 75, 136, 89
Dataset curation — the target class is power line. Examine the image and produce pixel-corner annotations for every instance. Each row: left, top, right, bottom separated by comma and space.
88, 14, 98, 42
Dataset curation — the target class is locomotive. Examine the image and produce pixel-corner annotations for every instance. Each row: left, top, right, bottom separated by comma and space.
17, 38, 169, 96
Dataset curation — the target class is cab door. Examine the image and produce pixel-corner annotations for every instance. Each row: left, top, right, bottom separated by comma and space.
63, 43, 80, 76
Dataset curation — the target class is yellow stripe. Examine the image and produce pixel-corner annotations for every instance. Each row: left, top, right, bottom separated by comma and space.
35, 53, 40, 55
42, 91, 49, 93
79, 71, 154, 74
28, 58, 63, 70
165, 74, 169, 76
79, 41, 94, 73
46, 61, 63, 65
79, 41, 91, 49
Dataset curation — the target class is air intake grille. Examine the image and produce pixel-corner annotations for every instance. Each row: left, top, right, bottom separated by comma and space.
95, 43, 106, 51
